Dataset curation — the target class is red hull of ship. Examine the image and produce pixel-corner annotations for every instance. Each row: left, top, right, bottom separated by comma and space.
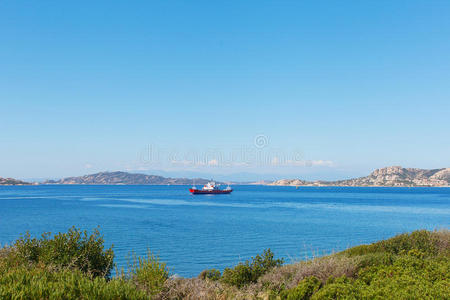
189, 188, 233, 194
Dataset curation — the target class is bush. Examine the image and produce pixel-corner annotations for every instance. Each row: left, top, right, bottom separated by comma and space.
128, 250, 169, 296
280, 276, 321, 300
342, 230, 443, 258
221, 249, 283, 288
356, 252, 395, 269
198, 268, 221, 281
221, 263, 253, 288
266, 230, 450, 300
310, 277, 357, 299
1, 228, 448, 299
0, 266, 147, 299
304, 247, 450, 299
9, 226, 114, 278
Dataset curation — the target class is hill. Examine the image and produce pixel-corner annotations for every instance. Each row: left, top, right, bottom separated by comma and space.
43, 171, 219, 185
0, 177, 30, 185
270, 166, 450, 187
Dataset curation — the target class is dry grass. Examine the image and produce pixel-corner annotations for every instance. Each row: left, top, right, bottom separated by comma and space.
151, 255, 359, 299
154, 278, 226, 300
0, 246, 8, 259
253, 255, 358, 293
434, 229, 450, 256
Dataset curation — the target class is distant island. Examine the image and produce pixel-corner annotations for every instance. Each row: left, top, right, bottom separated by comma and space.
2, 166, 449, 186
270, 166, 450, 187
0, 177, 30, 185
43, 171, 220, 185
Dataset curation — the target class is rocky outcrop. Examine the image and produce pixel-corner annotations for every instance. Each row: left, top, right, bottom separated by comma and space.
270, 166, 450, 187
430, 168, 450, 182
0, 177, 30, 185
268, 179, 310, 186
43, 171, 219, 185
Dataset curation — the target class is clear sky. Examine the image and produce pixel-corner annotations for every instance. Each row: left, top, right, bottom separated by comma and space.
1, 1, 449, 181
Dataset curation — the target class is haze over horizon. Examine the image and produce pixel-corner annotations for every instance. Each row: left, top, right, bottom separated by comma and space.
1, 1, 449, 181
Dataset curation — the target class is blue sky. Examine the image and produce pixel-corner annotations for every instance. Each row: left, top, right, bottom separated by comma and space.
1, 1, 449, 180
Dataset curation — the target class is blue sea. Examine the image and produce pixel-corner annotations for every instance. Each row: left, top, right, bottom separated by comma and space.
0, 185, 449, 277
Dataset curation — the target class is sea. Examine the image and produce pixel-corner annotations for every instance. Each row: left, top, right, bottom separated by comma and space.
0, 185, 449, 277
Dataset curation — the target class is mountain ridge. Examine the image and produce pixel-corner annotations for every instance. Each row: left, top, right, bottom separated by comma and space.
43, 171, 223, 185
270, 166, 450, 187
4, 166, 450, 186
0, 177, 30, 185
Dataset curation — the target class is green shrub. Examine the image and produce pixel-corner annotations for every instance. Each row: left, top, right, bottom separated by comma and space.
379, 230, 439, 256
356, 252, 395, 269
1, 228, 448, 299
198, 268, 221, 281
10, 226, 114, 278
222, 263, 253, 288
354, 255, 450, 299
280, 276, 321, 300
343, 230, 442, 258
128, 250, 169, 296
0, 266, 147, 299
275, 231, 450, 300
310, 278, 357, 299
222, 249, 283, 287
309, 252, 450, 299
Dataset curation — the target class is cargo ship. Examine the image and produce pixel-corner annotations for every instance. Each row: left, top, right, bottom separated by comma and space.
189, 181, 233, 194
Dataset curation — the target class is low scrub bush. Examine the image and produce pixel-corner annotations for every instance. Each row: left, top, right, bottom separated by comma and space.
276, 231, 450, 299
221, 249, 283, 288
1, 228, 448, 299
280, 276, 322, 300
342, 230, 445, 258
0, 266, 147, 299
356, 252, 395, 269
313, 255, 450, 299
8, 226, 114, 278
198, 268, 221, 281
128, 250, 169, 296
310, 276, 357, 299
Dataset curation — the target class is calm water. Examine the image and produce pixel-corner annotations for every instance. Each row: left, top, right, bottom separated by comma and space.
0, 185, 449, 277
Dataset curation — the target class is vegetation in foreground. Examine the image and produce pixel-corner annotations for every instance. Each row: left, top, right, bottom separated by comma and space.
0, 228, 448, 299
